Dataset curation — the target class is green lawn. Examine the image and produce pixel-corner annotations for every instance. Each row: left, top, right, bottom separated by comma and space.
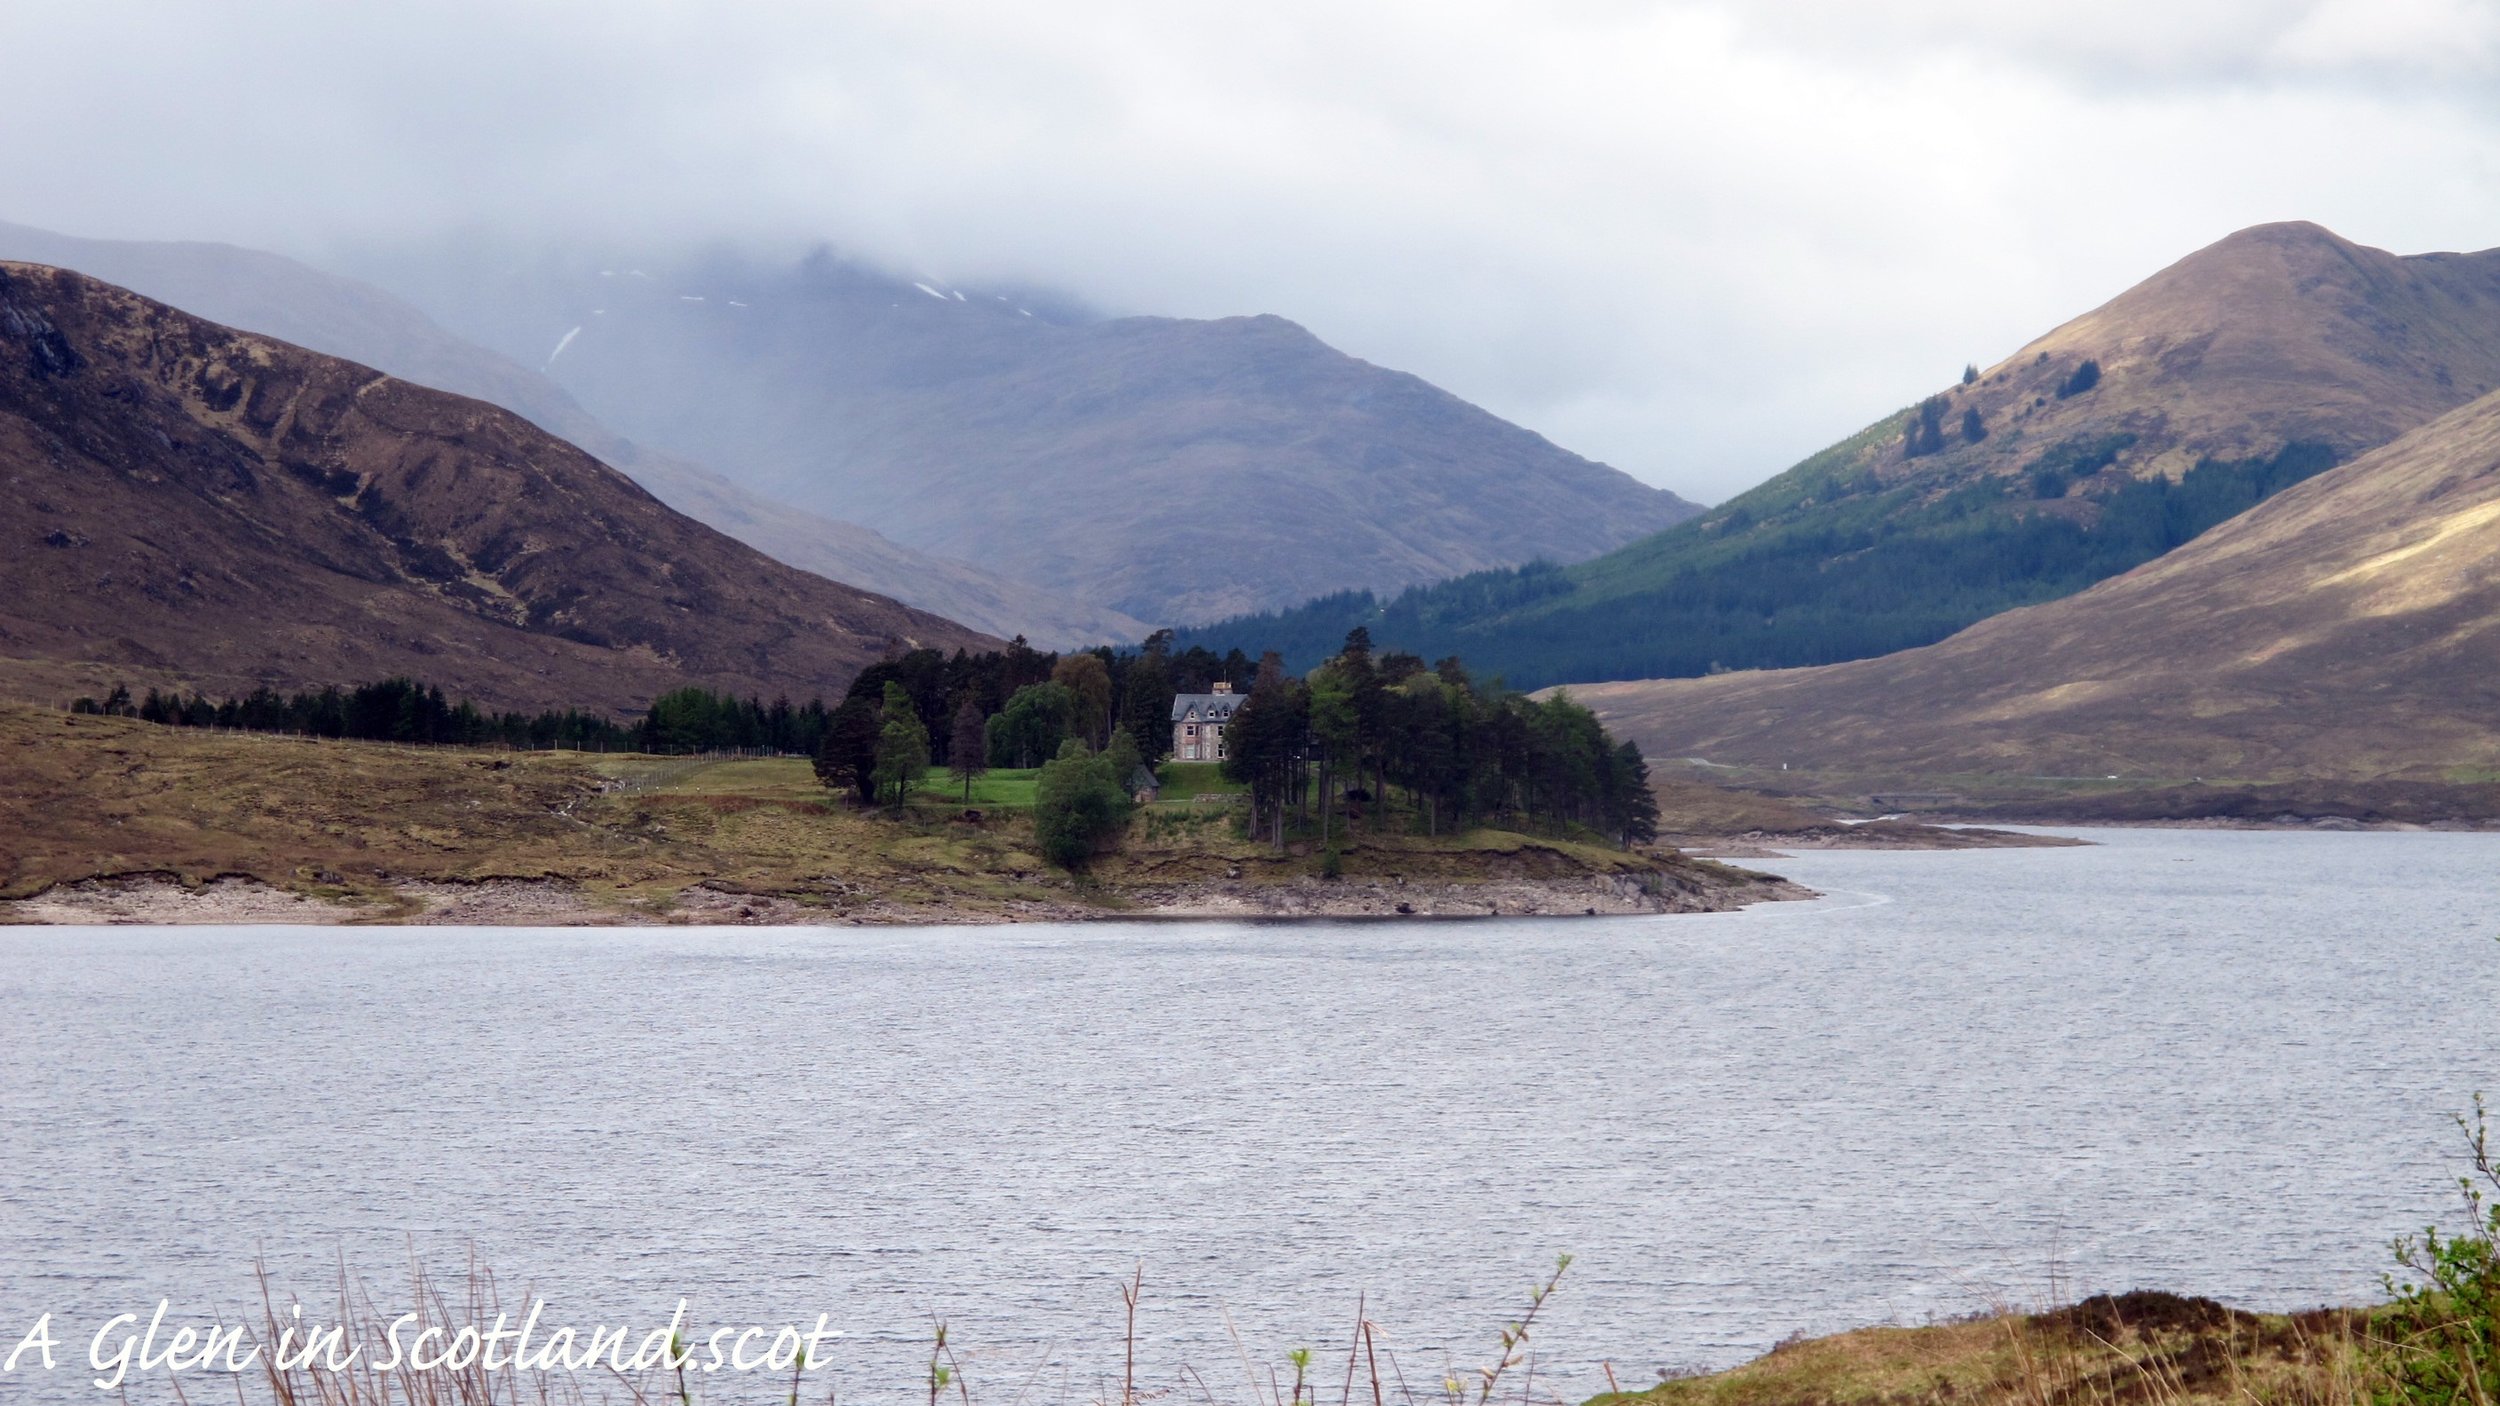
915, 765, 1041, 807
1154, 761, 1245, 799
908, 760, 1246, 809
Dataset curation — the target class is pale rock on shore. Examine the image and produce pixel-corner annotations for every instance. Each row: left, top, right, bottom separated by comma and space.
1, 867, 1810, 927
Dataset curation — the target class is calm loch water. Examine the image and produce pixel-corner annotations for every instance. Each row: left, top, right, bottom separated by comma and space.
2, 828, 2495, 1402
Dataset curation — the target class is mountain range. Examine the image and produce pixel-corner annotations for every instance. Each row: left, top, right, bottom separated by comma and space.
0, 261, 992, 714
0, 220, 1145, 648
1182, 222, 2500, 688
358, 245, 1703, 624
15, 211, 2500, 797
1569, 378, 2500, 782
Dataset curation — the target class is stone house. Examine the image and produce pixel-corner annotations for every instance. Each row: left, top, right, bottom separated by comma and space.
1170, 681, 1245, 762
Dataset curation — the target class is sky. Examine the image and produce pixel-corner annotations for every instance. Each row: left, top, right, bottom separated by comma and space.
8, 0, 2499, 503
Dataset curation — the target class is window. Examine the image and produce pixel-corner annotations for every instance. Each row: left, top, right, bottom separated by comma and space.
1185, 724, 1196, 737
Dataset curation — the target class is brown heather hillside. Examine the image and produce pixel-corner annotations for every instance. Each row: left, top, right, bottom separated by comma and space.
0, 262, 995, 715
0, 220, 1147, 647
1567, 384, 2500, 783
2008, 221, 2500, 466
1771, 220, 2500, 514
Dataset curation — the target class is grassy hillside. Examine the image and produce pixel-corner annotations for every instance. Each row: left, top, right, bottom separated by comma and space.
1178, 223, 2500, 687
1568, 382, 2500, 787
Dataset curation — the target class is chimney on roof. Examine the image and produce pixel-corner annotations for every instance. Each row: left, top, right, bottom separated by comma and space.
1211, 681, 1233, 694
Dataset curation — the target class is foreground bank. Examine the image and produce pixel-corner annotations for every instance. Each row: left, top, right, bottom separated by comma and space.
1598, 1292, 2377, 1406
0, 706, 1806, 924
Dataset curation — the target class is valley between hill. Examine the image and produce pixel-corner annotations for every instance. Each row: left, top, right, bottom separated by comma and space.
1567, 381, 2500, 798
1184, 221, 2500, 687
0, 705, 1805, 925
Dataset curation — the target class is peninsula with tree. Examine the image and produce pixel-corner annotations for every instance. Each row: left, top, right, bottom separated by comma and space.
3, 630, 1800, 925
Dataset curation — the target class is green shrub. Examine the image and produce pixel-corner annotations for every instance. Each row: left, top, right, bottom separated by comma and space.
2376, 1096, 2500, 1406
1032, 740, 1133, 869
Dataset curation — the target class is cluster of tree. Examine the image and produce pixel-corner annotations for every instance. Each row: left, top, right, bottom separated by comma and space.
74, 678, 653, 750
639, 688, 839, 754
808, 636, 1256, 806
1220, 632, 1658, 850
1904, 395, 1951, 458
1164, 441, 2340, 690
1909, 389, 1994, 458
2056, 358, 2103, 398
2030, 432, 2137, 498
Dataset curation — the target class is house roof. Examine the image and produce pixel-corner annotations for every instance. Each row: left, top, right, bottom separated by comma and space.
1129, 765, 1162, 793
1170, 692, 1247, 722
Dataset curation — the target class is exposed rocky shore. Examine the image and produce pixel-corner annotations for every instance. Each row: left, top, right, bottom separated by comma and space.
3, 863, 1810, 927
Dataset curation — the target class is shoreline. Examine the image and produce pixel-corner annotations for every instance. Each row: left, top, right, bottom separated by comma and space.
0, 706, 1813, 929
0, 867, 1817, 927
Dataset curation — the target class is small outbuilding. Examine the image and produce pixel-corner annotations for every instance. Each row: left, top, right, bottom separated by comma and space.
1129, 765, 1163, 805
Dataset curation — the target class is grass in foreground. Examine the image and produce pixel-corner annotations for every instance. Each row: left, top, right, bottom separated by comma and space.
1601, 1295, 2363, 1406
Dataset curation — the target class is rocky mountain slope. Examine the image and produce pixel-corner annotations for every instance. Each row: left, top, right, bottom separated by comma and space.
0, 261, 994, 714
361, 246, 1701, 624
0, 221, 1144, 646
1568, 384, 2500, 781
1184, 222, 2500, 686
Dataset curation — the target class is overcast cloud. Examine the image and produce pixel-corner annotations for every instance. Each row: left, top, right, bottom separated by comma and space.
8, 0, 2498, 501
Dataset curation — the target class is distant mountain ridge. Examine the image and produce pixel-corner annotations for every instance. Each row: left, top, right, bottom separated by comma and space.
0, 262, 995, 714
357, 245, 1703, 624
1182, 222, 2500, 686
0, 220, 1147, 648
1569, 381, 2500, 781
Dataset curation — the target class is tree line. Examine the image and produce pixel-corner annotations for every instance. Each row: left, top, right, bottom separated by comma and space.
810, 629, 1662, 862
68, 628, 1272, 774
1220, 630, 1658, 850
807, 634, 1260, 803
71, 678, 860, 754
1169, 441, 2340, 689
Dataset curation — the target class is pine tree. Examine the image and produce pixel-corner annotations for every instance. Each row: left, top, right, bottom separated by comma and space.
1117, 650, 1173, 762
1608, 741, 1660, 845
1104, 728, 1144, 794
814, 696, 883, 804
948, 696, 988, 803
1224, 651, 1307, 851
871, 681, 931, 806
1905, 396, 1949, 458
